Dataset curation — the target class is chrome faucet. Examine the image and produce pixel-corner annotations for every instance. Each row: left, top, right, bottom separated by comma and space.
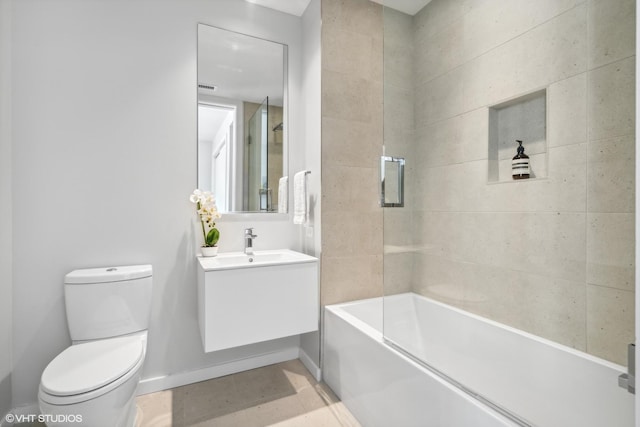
244, 228, 258, 255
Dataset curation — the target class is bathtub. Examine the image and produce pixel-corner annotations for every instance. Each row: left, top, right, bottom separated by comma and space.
323, 293, 634, 427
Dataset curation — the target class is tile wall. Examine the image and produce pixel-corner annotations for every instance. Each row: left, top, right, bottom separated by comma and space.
320, 0, 384, 305
320, 0, 634, 365
384, 0, 636, 365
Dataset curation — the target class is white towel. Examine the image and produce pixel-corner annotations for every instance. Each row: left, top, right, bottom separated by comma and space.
278, 176, 288, 213
293, 170, 309, 225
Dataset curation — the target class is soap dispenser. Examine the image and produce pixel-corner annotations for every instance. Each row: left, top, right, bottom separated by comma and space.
512, 140, 530, 180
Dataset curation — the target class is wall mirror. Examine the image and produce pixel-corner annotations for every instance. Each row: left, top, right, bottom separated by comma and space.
198, 24, 288, 213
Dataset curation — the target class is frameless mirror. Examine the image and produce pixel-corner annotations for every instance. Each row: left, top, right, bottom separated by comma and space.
198, 24, 287, 213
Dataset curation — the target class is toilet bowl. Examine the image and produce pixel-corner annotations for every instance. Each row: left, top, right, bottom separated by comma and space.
38, 265, 152, 427
39, 333, 147, 427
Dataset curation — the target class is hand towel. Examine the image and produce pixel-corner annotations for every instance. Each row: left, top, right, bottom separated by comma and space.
293, 170, 309, 225
278, 176, 288, 213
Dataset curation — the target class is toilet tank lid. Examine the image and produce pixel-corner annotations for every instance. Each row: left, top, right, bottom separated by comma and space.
65, 265, 152, 284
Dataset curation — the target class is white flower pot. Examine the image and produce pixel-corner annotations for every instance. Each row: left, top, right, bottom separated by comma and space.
201, 246, 219, 257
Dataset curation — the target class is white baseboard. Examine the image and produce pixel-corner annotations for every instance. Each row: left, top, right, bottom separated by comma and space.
137, 346, 300, 396
299, 347, 321, 381
3, 346, 321, 421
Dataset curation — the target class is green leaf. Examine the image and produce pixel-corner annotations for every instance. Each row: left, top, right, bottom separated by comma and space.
206, 228, 220, 246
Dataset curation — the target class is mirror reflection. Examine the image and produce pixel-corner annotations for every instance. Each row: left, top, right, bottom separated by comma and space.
198, 24, 287, 213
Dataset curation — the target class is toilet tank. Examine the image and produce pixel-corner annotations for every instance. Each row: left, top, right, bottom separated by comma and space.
64, 265, 153, 341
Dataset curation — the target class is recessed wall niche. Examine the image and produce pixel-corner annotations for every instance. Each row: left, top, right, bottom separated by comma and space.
488, 90, 547, 183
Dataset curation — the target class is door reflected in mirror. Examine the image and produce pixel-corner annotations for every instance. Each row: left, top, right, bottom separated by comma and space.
198, 24, 287, 213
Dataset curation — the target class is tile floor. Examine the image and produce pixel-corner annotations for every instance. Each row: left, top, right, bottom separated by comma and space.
12, 359, 357, 427
136, 359, 361, 427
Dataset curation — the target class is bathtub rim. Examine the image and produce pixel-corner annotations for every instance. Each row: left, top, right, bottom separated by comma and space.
326, 292, 627, 373
323, 302, 521, 427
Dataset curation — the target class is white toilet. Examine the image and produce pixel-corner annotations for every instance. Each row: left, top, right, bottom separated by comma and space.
38, 265, 153, 427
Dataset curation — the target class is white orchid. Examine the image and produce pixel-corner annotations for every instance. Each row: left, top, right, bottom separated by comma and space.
190, 189, 221, 247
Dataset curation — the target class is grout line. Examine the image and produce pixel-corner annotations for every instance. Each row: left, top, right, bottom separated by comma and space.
406, 252, 586, 286
411, 3, 588, 87
584, 0, 592, 355
586, 282, 635, 293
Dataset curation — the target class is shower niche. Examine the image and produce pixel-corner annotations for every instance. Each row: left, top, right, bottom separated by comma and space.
488, 89, 547, 183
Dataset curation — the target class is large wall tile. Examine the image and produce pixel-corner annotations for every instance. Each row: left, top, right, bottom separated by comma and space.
414, 67, 465, 126
383, 43, 413, 90
384, 83, 414, 135
383, 209, 414, 247
587, 56, 636, 141
587, 213, 635, 291
411, 254, 587, 351
399, 0, 633, 367
587, 134, 635, 213
414, 211, 586, 283
321, 0, 385, 308
322, 164, 380, 211
321, 255, 383, 306
413, 0, 467, 43
414, 108, 488, 168
322, 70, 381, 123
322, 0, 382, 39
383, 8, 413, 90
323, 210, 383, 257
322, 117, 380, 168
463, 4, 587, 111
588, 0, 636, 69
323, 28, 379, 82
383, 252, 413, 296
548, 74, 588, 147
462, 0, 581, 64
586, 285, 634, 365
413, 15, 464, 86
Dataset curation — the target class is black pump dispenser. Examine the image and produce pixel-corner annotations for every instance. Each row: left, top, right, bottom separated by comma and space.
512, 140, 530, 180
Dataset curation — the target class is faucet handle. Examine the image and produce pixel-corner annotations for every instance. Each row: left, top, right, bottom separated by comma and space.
245, 227, 257, 237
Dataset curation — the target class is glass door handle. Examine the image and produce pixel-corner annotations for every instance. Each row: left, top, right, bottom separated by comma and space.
380, 156, 405, 208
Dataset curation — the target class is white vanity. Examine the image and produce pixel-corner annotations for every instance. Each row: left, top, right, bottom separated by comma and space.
197, 249, 319, 352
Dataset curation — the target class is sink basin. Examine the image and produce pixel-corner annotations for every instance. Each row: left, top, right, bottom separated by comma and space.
198, 249, 317, 271
197, 249, 319, 352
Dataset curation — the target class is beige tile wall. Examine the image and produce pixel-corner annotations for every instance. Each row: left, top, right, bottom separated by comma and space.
400, 0, 635, 365
321, 0, 634, 365
321, 0, 384, 305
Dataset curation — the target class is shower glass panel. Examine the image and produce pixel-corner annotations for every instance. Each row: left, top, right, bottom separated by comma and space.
246, 97, 269, 211
382, 0, 635, 425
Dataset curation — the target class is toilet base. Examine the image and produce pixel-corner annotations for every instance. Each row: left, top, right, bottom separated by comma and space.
39, 370, 141, 427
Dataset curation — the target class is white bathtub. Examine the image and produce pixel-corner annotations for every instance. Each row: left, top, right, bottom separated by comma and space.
323, 293, 634, 427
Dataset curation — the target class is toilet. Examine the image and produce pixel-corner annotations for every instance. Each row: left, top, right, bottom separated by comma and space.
38, 265, 153, 427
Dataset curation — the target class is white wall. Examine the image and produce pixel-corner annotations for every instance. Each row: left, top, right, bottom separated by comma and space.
10, 0, 311, 407
299, 0, 322, 369
0, 0, 13, 417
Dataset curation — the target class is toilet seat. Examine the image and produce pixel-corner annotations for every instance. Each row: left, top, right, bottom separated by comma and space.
40, 335, 144, 405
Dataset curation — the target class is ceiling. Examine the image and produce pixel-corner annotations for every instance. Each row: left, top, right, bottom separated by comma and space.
245, 0, 432, 16
245, 0, 312, 16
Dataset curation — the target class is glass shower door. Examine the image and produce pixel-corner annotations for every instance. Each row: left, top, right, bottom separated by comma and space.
381, 1, 636, 426
245, 97, 269, 211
